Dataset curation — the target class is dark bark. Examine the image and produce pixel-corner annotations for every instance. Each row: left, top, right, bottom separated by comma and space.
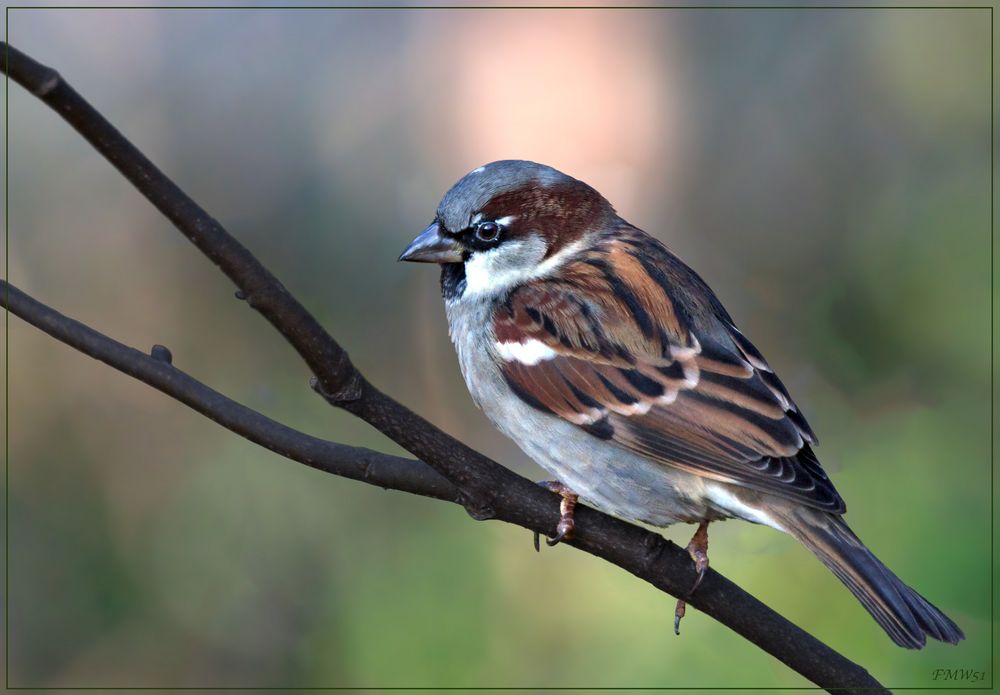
2, 281, 459, 504
2, 41, 887, 693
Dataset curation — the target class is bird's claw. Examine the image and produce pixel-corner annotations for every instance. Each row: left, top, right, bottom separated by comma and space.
674, 599, 686, 635
688, 552, 708, 593
546, 516, 575, 546
533, 480, 578, 551
674, 521, 711, 635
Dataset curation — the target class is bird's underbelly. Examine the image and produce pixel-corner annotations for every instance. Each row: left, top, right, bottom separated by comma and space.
510, 417, 717, 526
447, 311, 722, 527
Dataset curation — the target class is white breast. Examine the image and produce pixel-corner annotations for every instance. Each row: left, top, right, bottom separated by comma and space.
443, 294, 720, 527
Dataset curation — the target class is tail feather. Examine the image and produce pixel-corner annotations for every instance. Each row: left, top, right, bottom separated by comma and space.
776, 508, 964, 648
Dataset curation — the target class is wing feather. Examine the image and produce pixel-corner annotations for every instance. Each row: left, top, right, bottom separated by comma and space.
492, 229, 844, 513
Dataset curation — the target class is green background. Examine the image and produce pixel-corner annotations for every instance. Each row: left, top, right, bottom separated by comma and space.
4, 4, 993, 689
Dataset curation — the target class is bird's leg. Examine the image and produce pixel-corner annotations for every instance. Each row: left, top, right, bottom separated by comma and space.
674, 521, 710, 635
533, 480, 578, 551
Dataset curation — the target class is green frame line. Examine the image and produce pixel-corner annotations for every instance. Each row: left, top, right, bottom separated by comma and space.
1, 4, 998, 8
2, 3, 994, 691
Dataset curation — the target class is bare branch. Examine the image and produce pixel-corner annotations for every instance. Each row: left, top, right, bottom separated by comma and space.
2, 42, 886, 693
1, 280, 459, 502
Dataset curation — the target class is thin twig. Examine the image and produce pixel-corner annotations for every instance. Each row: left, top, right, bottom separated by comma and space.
2, 280, 458, 503
2, 41, 886, 693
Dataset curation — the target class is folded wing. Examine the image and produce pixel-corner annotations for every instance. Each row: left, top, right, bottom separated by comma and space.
493, 230, 844, 514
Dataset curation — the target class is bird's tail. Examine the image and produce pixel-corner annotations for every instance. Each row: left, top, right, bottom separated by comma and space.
772, 507, 964, 648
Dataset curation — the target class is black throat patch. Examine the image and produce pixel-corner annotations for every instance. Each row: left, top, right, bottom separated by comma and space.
440, 263, 467, 300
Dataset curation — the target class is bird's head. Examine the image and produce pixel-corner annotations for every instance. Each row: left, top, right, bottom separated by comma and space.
399, 160, 616, 301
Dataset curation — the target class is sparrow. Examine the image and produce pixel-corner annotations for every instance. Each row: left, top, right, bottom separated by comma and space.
399, 160, 964, 649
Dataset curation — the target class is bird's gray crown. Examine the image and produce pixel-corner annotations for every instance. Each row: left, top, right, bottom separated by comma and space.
435, 160, 574, 234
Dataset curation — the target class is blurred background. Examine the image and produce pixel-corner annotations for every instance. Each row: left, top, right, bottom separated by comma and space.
3, 3, 992, 689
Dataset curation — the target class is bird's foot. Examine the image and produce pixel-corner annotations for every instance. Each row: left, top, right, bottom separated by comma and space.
674, 521, 710, 635
533, 480, 578, 551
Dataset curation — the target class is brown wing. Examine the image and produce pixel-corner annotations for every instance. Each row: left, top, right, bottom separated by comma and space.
493, 232, 844, 514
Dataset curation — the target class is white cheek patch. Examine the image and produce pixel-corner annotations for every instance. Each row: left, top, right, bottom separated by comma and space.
461, 236, 588, 298
464, 249, 514, 295
706, 484, 786, 532
495, 339, 558, 365
463, 237, 548, 296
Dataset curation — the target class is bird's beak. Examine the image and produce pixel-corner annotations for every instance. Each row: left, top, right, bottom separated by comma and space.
398, 222, 464, 264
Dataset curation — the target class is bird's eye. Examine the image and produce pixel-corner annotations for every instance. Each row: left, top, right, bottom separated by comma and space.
475, 221, 501, 242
